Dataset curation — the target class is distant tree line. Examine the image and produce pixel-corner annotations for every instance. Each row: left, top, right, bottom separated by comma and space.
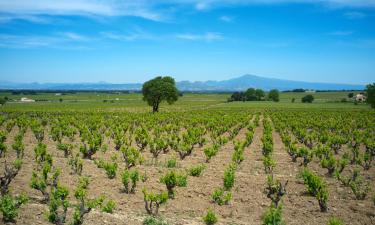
228, 88, 280, 102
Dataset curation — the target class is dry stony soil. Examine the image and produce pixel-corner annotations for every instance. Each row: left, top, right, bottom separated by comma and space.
1, 118, 374, 225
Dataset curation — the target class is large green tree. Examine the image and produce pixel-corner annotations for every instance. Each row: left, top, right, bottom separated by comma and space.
0, 98, 6, 106
255, 89, 265, 100
365, 83, 375, 108
142, 76, 179, 112
301, 94, 314, 103
268, 89, 280, 102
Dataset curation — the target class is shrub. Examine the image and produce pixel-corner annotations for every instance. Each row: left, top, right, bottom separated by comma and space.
143, 216, 169, 225
263, 155, 275, 174
189, 164, 205, 177
265, 175, 288, 207
31, 167, 60, 203
121, 146, 143, 169
69, 153, 83, 175
298, 146, 313, 166
104, 161, 118, 179
301, 94, 314, 103
0, 159, 22, 196
12, 134, 24, 159
176, 141, 194, 160
34, 142, 51, 165
0, 142, 6, 158
47, 185, 69, 224
349, 172, 370, 200
328, 217, 344, 225
223, 164, 236, 190
202, 208, 218, 225
71, 177, 104, 225
95, 157, 118, 179
142, 188, 168, 216
122, 169, 139, 194
299, 168, 328, 212
211, 187, 232, 205
262, 204, 285, 225
166, 158, 177, 168
0, 193, 28, 222
204, 145, 218, 163
102, 199, 116, 213
79, 133, 102, 159
321, 153, 337, 175
57, 143, 73, 158
160, 171, 187, 198
232, 148, 244, 164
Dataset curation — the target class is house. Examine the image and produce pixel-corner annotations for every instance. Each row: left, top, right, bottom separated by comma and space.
355, 94, 366, 102
20, 97, 35, 102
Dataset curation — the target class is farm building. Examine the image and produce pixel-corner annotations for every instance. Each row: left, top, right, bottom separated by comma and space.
20, 97, 35, 102
355, 94, 366, 102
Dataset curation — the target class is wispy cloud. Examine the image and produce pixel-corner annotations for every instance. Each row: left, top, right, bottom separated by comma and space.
100, 31, 154, 41
0, 0, 165, 22
59, 32, 90, 41
328, 30, 354, 36
0, 1, 374, 24
344, 11, 367, 19
176, 32, 223, 41
336, 39, 375, 48
219, 15, 233, 22
0, 32, 92, 49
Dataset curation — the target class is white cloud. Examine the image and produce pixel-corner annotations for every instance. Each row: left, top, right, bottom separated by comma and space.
0, 0, 165, 21
328, 30, 354, 36
219, 15, 233, 22
59, 32, 90, 41
176, 32, 223, 41
344, 11, 366, 19
0, 0, 374, 24
0, 32, 92, 48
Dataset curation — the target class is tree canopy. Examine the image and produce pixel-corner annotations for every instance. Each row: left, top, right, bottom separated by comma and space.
142, 76, 179, 112
268, 89, 280, 102
365, 83, 375, 108
0, 98, 6, 106
301, 94, 314, 103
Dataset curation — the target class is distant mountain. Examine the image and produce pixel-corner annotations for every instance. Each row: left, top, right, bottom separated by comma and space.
0, 74, 365, 91
176, 75, 365, 91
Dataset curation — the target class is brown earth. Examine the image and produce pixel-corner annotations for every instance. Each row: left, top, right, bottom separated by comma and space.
1, 119, 375, 225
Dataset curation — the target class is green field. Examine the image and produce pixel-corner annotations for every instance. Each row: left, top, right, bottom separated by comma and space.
0, 91, 369, 112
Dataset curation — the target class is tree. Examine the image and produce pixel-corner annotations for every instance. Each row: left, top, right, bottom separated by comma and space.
229, 92, 245, 102
365, 83, 375, 108
142, 76, 179, 113
255, 89, 265, 101
0, 98, 6, 106
348, 93, 354, 98
301, 94, 314, 103
268, 89, 280, 102
244, 88, 257, 101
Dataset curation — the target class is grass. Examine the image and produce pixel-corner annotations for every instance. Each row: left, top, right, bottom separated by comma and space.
0, 91, 370, 112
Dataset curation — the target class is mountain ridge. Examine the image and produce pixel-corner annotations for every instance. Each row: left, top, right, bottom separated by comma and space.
0, 74, 366, 91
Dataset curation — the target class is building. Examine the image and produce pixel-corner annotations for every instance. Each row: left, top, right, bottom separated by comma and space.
20, 97, 35, 102
355, 94, 366, 102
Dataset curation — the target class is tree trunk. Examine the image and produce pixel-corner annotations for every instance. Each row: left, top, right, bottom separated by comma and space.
152, 102, 159, 113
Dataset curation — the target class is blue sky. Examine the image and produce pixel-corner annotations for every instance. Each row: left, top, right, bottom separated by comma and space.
0, 0, 374, 85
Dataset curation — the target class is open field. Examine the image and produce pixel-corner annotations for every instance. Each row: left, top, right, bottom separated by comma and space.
0, 93, 374, 225
0, 91, 368, 112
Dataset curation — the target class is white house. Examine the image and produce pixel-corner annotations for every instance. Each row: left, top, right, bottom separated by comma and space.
20, 97, 35, 102
355, 94, 366, 102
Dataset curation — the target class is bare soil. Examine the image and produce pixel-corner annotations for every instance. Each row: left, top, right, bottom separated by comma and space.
1, 122, 374, 225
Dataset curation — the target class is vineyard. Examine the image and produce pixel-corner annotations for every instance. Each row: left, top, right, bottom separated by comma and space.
0, 108, 374, 225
